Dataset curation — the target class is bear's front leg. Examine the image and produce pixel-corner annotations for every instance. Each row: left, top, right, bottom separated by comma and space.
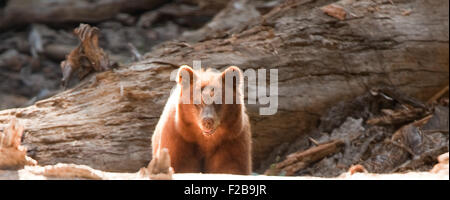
204, 138, 251, 175
163, 133, 203, 173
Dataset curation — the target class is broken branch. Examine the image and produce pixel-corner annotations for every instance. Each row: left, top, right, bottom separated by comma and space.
60, 24, 111, 88
0, 118, 37, 170
265, 140, 344, 176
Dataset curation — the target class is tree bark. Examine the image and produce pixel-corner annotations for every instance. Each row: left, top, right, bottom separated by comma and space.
0, 0, 448, 172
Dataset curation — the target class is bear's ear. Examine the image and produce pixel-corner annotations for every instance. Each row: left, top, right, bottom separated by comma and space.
177, 65, 197, 86
221, 66, 243, 90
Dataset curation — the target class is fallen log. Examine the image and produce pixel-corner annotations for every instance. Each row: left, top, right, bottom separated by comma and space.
0, 117, 171, 180
0, 0, 168, 30
0, 0, 448, 173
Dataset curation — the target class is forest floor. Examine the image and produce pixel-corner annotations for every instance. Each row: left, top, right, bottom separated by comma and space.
0, 157, 448, 180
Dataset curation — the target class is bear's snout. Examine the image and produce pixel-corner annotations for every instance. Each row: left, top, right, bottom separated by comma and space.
201, 118, 215, 130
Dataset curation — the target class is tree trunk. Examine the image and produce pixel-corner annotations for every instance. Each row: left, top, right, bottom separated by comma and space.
0, 0, 448, 172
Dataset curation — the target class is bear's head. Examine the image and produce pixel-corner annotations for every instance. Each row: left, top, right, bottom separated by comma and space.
176, 65, 244, 136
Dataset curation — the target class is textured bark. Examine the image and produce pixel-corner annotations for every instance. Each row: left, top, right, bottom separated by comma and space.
0, 0, 448, 173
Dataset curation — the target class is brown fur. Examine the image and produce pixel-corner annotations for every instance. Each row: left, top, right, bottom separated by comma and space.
151, 66, 252, 175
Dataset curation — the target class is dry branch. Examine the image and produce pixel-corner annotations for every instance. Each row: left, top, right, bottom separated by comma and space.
427, 85, 449, 105
265, 140, 345, 176
366, 107, 428, 126
60, 24, 111, 88
28, 163, 104, 180
0, 119, 37, 170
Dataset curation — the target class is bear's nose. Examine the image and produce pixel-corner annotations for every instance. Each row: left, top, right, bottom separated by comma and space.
201, 118, 214, 130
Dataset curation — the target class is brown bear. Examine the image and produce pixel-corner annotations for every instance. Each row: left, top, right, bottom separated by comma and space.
151, 65, 251, 175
